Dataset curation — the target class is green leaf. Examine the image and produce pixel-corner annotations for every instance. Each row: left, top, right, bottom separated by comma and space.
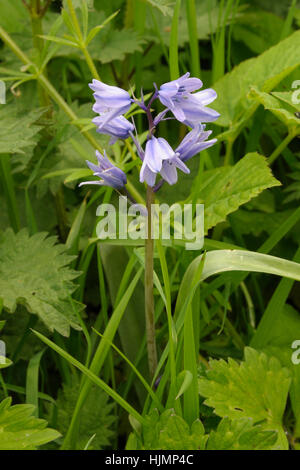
0, 106, 45, 155
253, 304, 300, 438
0, 229, 82, 337
89, 29, 145, 63
198, 152, 280, 233
144, 0, 174, 16
0, 397, 60, 450
198, 347, 291, 449
213, 30, 300, 129
54, 375, 116, 450
142, 409, 207, 450
206, 417, 277, 450
249, 87, 300, 131
232, 10, 284, 54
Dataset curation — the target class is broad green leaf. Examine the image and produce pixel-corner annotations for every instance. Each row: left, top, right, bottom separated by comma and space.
213, 30, 300, 129
232, 10, 284, 54
142, 409, 207, 450
272, 91, 300, 112
0, 397, 60, 450
0, 229, 82, 336
54, 375, 116, 450
249, 87, 300, 131
197, 152, 280, 233
206, 417, 277, 450
198, 348, 291, 449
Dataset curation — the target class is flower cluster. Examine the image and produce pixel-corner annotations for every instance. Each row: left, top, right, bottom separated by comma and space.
80, 73, 219, 190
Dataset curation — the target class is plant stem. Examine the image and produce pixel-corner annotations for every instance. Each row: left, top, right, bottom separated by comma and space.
145, 185, 158, 379
186, 0, 200, 77
66, 0, 101, 80
268, 130, 297, 165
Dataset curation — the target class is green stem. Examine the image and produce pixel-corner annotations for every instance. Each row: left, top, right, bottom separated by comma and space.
145, 185, 158, 379
66, 0, 101, 80
30, 0, 51, 109
268, 130, 297, 165
0, 154, 20, 232
224, 137, 234, 166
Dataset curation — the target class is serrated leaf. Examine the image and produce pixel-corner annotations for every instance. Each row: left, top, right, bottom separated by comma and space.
144, 0, 174, 16
207, 417, 277, 450
0, 397, 60, 450
54, 375, 116, 450
0, 106, 45, 155
198, 347, 291, 449
142, 409, 207, 450
89, 29, 145, 63
198, 152, 280, 233
0, 229, 82, 336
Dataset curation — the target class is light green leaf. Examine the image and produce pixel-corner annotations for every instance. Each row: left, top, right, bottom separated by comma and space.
213, 30, 300, 129
207, 417, 277, 450
0, 229, 82, 337
142, 409, 207, 450
144, 0, 174, 16
199, 348, 291, 449
249, 87, 300, 130
198, 152, 280, 233
0, 397, 60, 450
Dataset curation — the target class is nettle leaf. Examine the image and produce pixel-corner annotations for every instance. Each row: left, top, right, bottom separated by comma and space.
55, 375, 116, 450
0, 397, 60, 450
142, 409, 207, 450
249, 88, 300, 131
198, 152, 280, 233
89, 29, 145, 63
206, 417, 277, 450
144, 0, 174, 16
0, 229, 82, 337
0, 106, 45, 155
214, 30, 300, 128
198, 347, 291, 449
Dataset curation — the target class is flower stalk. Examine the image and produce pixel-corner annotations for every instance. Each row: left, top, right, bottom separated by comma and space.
145, 185, 158, 379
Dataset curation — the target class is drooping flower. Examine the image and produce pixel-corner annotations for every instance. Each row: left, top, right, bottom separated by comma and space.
93, 115, 134, 144
160, 155, 190, 185
158, 73, 219, 125
176, 124, 217, 162
79, 150, 126, 189
89, 79, 132, 127
139, 137, 190, 187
